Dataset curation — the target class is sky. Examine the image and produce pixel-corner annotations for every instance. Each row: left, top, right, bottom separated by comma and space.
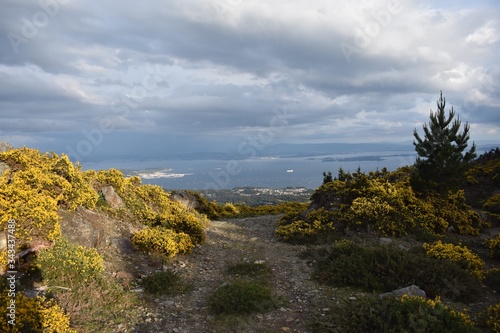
0, 0, 499, 162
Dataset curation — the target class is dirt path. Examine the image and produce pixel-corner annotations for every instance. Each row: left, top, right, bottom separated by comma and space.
134, 215, 332, 333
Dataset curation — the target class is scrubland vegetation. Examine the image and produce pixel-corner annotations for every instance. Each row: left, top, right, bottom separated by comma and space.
0, 93, 499, 332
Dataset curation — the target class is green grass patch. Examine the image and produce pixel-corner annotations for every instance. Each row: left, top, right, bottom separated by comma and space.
208, 280, 277, 315
142, 270, 192, 295
225, 261, 273, 280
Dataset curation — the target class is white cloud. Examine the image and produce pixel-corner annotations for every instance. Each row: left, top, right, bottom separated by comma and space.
466, 20, 499, 45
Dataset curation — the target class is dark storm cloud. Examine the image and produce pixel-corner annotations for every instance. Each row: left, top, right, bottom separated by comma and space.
0, 0, 499, 157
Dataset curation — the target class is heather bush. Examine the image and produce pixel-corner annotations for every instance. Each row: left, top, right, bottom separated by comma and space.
312, 295, 478, 333
310, 241, 481, 302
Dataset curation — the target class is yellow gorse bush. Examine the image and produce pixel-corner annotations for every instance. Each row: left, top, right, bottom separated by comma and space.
0, 292, 75, 332
487, 303, 500, 333
423, 240, 485, 280
36, 239, 104, 288
131, 227, 194, 257
400, 295, 475, 328
486, 234, 500, 259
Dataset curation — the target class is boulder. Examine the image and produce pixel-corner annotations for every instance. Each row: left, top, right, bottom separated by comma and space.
380, 285, 427, 298
170, 191, 199, 210
0, 141, 13, 153
101, 185, 125, 209
0, 141, 13, 175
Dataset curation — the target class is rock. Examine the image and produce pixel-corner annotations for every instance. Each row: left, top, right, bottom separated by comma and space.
380, 285, 426, 298
348, 296, 357, 301
101, 186, 125, 209
0, 162, 10, 175
379, 237, 392, 244
0, 141, 13, 153
0, 141, 12, 174
170, 191, 199, 210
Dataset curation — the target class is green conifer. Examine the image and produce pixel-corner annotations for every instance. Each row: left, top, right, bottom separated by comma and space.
412, 91, 476, 193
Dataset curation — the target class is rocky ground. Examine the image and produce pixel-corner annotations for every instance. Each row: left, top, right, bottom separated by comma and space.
133, 215, 335, 333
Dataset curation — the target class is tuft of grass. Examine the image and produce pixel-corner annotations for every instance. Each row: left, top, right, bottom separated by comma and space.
225, 261, 273, 281
208, 281, 277, 315
141, 270, 192, 295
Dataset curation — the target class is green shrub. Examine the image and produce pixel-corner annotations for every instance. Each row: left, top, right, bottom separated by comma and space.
423, 240, 485, 280
311, 241, 481, 302
487, 303, 500, 333
36, 238, 104, 288
141, 270, 191, 295
486, 234, 500, 259
485, 268, 500, 293
131, 227, 194, 257
484, 194, 500, 222
312, 295, 478, 333
208, 281, 276, 315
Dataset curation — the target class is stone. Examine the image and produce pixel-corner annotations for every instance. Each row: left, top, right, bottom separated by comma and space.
101, 185, 125, 209
170, 191, 199, 210
379, 237, 392, 244
380, 285, 427, 298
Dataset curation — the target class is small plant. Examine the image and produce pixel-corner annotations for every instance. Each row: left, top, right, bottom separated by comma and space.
142, 270, 191, 295
208, 280, 276, 315
423, 240, 485, 280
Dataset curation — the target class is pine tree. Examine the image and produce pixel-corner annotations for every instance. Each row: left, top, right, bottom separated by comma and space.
412, 91, 476, 193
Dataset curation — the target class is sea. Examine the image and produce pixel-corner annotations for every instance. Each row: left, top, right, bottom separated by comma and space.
80, 150, 417, 191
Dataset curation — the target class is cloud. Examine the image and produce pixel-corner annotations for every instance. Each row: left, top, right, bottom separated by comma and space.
0, 0, 499, 160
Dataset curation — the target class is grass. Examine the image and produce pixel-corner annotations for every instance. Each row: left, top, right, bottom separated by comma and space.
208, 280, 277, 315
208, 260, 280, 316
141, 270, 193, 295
225, 261, 273, 280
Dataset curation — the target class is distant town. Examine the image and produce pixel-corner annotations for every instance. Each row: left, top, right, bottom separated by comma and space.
199, 187, 314, 206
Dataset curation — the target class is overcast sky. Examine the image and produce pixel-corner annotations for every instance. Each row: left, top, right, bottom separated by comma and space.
1, 0, 499, 161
